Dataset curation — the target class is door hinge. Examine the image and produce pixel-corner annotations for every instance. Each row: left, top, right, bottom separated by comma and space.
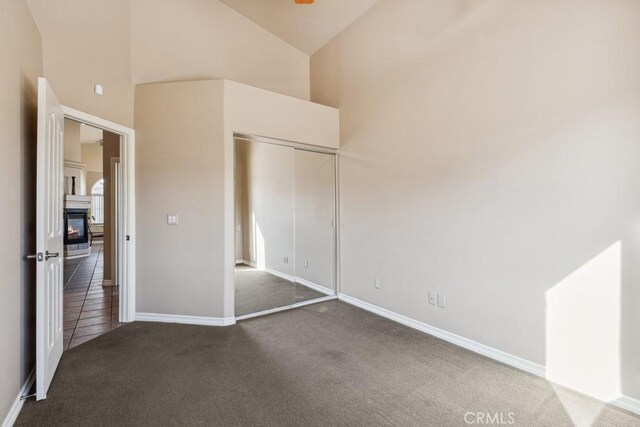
126, 235, 130, 241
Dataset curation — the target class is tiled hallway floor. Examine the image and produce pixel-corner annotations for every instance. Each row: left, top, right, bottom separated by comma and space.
63, 241, 121, 350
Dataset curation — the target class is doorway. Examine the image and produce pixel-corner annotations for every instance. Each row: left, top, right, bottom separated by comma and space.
234, 134, 338, 319
61, 120, 122, 349
61, 106, 136, 327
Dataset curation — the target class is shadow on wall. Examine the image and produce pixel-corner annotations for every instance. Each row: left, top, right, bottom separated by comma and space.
20, 72, 38, 382
546, 242, 621, 425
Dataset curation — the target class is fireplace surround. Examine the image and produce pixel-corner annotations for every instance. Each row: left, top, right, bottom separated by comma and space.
64, 209, 89, 245
64, 195, 91, 259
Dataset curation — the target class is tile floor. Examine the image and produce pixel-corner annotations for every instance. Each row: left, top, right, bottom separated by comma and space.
63, 241, 122, 350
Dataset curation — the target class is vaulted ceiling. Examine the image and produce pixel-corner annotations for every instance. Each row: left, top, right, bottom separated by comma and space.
218, 0, 381, 55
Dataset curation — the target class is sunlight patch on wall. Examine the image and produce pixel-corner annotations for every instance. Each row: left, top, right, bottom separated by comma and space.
545, 241, 621, 424
252, 212, 266, 270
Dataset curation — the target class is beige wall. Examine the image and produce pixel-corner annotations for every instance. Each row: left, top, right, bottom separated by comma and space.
135, 79, 338, 319
224, 81, 339, 150
82, 143, 104, 202
63, 119, 82, 162
135, 81, 226, 317
130, 0, 309, 100
0, 0, 42, 420
26, 0, 133, 127
63, 119, 88, 195
86, 172, 103, 196
102, 132, 120, 283
26, 0, 311, 131
81, 143, 103, 173
311, 0, 640, 400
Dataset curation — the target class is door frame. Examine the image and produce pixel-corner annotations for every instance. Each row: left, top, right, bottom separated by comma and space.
62, 106, 136, 323
110, 157, 121, 288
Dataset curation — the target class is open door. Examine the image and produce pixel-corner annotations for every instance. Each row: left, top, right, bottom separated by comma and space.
35, 77, 65, 400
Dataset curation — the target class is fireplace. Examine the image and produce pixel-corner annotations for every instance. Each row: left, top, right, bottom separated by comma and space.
64, 209, 89, 245
64, 195, 91, 259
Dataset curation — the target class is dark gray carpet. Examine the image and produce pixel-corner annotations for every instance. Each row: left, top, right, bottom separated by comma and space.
235, 264, 325, 316
17, 301, 640, 426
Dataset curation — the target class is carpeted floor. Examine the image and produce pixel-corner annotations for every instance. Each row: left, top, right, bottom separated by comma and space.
234, 264, 325, 316
17, 301, 640, 426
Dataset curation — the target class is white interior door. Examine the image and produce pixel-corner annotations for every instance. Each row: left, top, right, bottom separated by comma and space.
35, 77, 65, 400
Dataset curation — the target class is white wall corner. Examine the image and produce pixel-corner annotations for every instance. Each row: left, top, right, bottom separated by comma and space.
2, 369, 35, 427
135, 313, 236, 327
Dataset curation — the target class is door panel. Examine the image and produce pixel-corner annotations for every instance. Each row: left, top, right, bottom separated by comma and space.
234, 139, 296, 316
294, 150, 336, 301
36, 77, 64, 400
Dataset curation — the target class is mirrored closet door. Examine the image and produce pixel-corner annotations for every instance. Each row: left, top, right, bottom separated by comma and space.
293, 149, 336, 304
234, 137, 336, 318
234, 139, 296, 316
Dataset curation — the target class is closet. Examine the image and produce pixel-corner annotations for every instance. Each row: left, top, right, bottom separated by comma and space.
234, 136, 336, 317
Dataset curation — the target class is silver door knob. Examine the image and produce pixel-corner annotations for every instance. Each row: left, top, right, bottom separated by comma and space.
45, 251, 60, 260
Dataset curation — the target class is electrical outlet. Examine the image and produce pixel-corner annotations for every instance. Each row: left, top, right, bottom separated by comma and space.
438, 294, 446, 308
283, 256, 289, 264
374, 278, 381, 289
304, 260, 309, 268
428, 292, 437, 305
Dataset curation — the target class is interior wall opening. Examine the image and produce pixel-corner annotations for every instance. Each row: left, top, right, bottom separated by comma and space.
62, 118, 122, 349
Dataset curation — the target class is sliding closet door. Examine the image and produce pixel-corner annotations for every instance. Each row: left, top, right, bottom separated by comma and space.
294, 150, 336, 302
234, 139, 295, 316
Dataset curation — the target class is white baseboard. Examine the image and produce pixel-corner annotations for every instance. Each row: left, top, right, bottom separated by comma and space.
135, 312, 235, 326
239, 260, 295, 282
265, 267, 294, 282
337, 293, 640, 416
611, 395, 640, 416
2, 368, 35, 427
238, 261, 333, 296
294, 277, 334, 296
337, 293, 545, 377
236, 295, 337, 321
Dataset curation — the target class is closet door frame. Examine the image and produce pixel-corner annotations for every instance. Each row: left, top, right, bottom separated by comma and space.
233, 133, 339, 320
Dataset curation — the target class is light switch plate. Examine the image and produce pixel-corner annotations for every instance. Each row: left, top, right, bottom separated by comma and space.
167, 214, 178, 225
437, 294, 446, 308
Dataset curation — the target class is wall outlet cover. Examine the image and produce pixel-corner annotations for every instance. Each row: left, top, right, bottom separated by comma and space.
428, 292, 437, 305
